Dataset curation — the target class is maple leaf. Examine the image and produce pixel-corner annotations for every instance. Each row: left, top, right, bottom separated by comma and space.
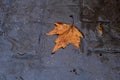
47, 22, 83, 53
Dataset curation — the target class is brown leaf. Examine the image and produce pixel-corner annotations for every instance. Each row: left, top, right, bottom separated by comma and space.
97, 23, 103, 36
47, 22, 83, 53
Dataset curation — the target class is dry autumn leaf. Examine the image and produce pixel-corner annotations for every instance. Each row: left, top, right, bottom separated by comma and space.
47, 22, 83, 53
97, 23, 103, 36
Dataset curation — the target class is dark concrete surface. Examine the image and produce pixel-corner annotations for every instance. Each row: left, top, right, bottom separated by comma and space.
0, 0, 120, 80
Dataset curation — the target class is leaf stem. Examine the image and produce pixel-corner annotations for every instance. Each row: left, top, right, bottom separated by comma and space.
69, 15, 74, 27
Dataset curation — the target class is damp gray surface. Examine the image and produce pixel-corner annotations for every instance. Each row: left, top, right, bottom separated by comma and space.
0, 0, 120, 80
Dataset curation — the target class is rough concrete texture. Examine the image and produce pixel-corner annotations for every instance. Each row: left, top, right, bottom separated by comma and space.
0, 0, 120, 80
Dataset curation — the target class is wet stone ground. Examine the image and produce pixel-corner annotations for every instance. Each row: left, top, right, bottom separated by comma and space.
0, 0, 120, 80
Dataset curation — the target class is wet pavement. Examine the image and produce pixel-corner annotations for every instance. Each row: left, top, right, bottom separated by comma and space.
0, 0, 120, 80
